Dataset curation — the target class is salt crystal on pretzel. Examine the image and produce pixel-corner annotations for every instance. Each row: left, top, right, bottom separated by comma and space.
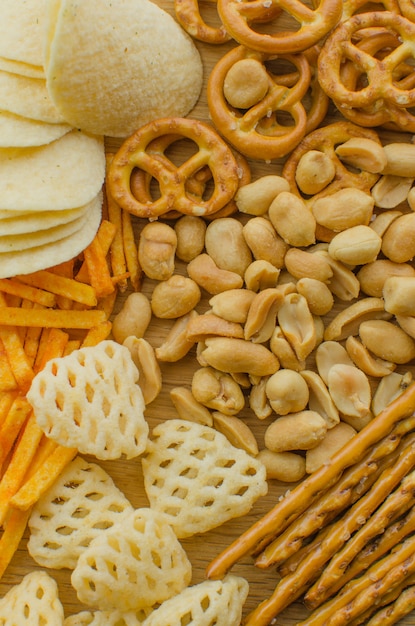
142, 419, 268, 538
27, 456, 134, 569
142, 574, 249, 626
71, 508, 192, 611
26, 340, 148, 460
0, 570, 64, 625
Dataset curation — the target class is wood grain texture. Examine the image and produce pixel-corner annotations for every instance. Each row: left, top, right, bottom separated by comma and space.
2, 1, 415, 624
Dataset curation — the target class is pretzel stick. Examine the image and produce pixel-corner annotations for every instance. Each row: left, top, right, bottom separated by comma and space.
242, 435, 415, 626
256, 423, 409, 568
306, 467, 415, 607
206, 382, 415, 581
365, 581, 415, 626
299, 533, 415, 625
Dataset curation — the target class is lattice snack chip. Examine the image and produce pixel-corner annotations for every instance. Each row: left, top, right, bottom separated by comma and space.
141, 419, 268, 538
71, 508, 192, 611
0, 570, 64, 625
27, 456, 134, 570
26, 340, 149, 460
64, 607, 153, 626
141, 575, 249, 626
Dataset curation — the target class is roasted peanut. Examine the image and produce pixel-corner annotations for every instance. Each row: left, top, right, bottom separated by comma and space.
265, 369, 310, 416
242, 216, 288, 268
381, 212, 415, 263
235, 175, 290, 215
111, 292, 152, 344
186, 312, 244, 342
223, 58, 269, 109
382, 142, 415, 177
315, 250, 360, 301
200, 336, 280, 377
209, 288, 256, 323
151, 274, 201, 318
315, 341, 354, 385
359, 319, 415, 364
357, 259, 415, 297
170, 386, 213, 426
174, 215, 206, 262
334, 137, 387, 173
123, 336, 162, 405
155, 310, 198, 362
383, 275, 415, 316
257, 449, 306, 482
371, 371, 413, 416
345, 335, 396, 378
311, 188, 374, 232
205, 218, 252, 277
264, 410, 327, 452
296, 277, 334, 316
324, 297, 390, 341
328, 225, 382, 266
249, 376, 273, 420
369, 209, 402, 237
270, 326, 305, 371
191, 366, 245, 415
305, 422, 357, 474
294, 150, 336, 195
187, 253, 243, 294
327, 363, 372, 421
244, 260, 281, 291
268, 191, 316, 247
371, 174, 414, 209
300, 369, 340, 428
212, 411, 259, 456
244, 288, 283, 343
284, 248, 333, 283
138, 221, 177, 280
277, 292, 316, 361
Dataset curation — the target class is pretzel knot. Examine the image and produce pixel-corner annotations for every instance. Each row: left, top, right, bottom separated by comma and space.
174, 0, 231, 44
318, 11, 415, 109
107, 118, 241, 219
207, 46, 328, 161
216, 0, 343, 53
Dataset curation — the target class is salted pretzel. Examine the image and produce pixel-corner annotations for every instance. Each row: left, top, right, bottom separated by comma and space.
107, 118, 241, 219
216, 0, 342, 53
333, 31, 415, 132
129, 134, 251, 220
318, 11, 415, 110
282, 121, 382, 202
207, 45, 329, 160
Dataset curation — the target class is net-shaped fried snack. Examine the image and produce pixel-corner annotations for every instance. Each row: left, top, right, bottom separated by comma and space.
64, 606, 152, 625
27, 340, 149, 460
0, 570, 64, 625
142, 419, 268, 538
142, 574, 249, 626
27, 456, 134, 569
71, 508, 192, 611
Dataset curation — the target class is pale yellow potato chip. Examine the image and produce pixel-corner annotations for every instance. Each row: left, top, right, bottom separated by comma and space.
0, 0, 46, 67
0, 70, 67, 124
0, 130, 105, 212
0, 570, 64, 625
0, 56, 44, 78
0, 205, 85, 235
0, 205, 92, 252
0, 192, 102, 278
0, 110, 71, 147
44, 0, 203, 137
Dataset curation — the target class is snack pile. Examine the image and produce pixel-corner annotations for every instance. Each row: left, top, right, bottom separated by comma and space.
4, 0, 415, 624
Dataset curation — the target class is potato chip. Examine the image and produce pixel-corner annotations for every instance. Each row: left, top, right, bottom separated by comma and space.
0, 0, 46, 67
44, 0, 203, 137
0, 130, 105, 212
142, 419, 268, 538
0, 70, 67, 124
28, 456, 134, 569
0, 110, 71, 147
71, 508, 192, 611
27, 340, 149, 460
0, 56, 44, 79
139, 575, 249, 626
0, 193, 102, 278
0, 570, 64, 625
0, 205, 86, 235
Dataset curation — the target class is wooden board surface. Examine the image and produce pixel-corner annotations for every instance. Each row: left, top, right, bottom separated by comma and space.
3, 2, 415, 624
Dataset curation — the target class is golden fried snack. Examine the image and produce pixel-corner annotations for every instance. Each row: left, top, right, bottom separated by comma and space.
318, 12, 415, 110
366, 581, 415, 625
216, 0, 342, 53
108, 117, 240, 219
174, 0, 231, 43
207, 46, 328, 160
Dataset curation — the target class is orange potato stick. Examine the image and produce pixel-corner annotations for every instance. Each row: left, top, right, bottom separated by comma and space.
97, 290, 118, 319
49, 259, 76, 309
33, 328, 51, 373
0, 396, 33, 467
0, 307, 107, 329
0, 278, 56, 307
16, 270, 97, 307
63, 339, 82, 356
81, 320, 112, 347
0, 507, 32, 579
105, 154, 128, 290
0, 326, 34, 394
9, 444, 77, 511
33, 328, 69, 373
0, 413, 43, 526
122, 208, 142, 291
0, 392, 16, 430
75, 219, 117, 284
83, 236, 115, 298
0, 339, 17, 392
